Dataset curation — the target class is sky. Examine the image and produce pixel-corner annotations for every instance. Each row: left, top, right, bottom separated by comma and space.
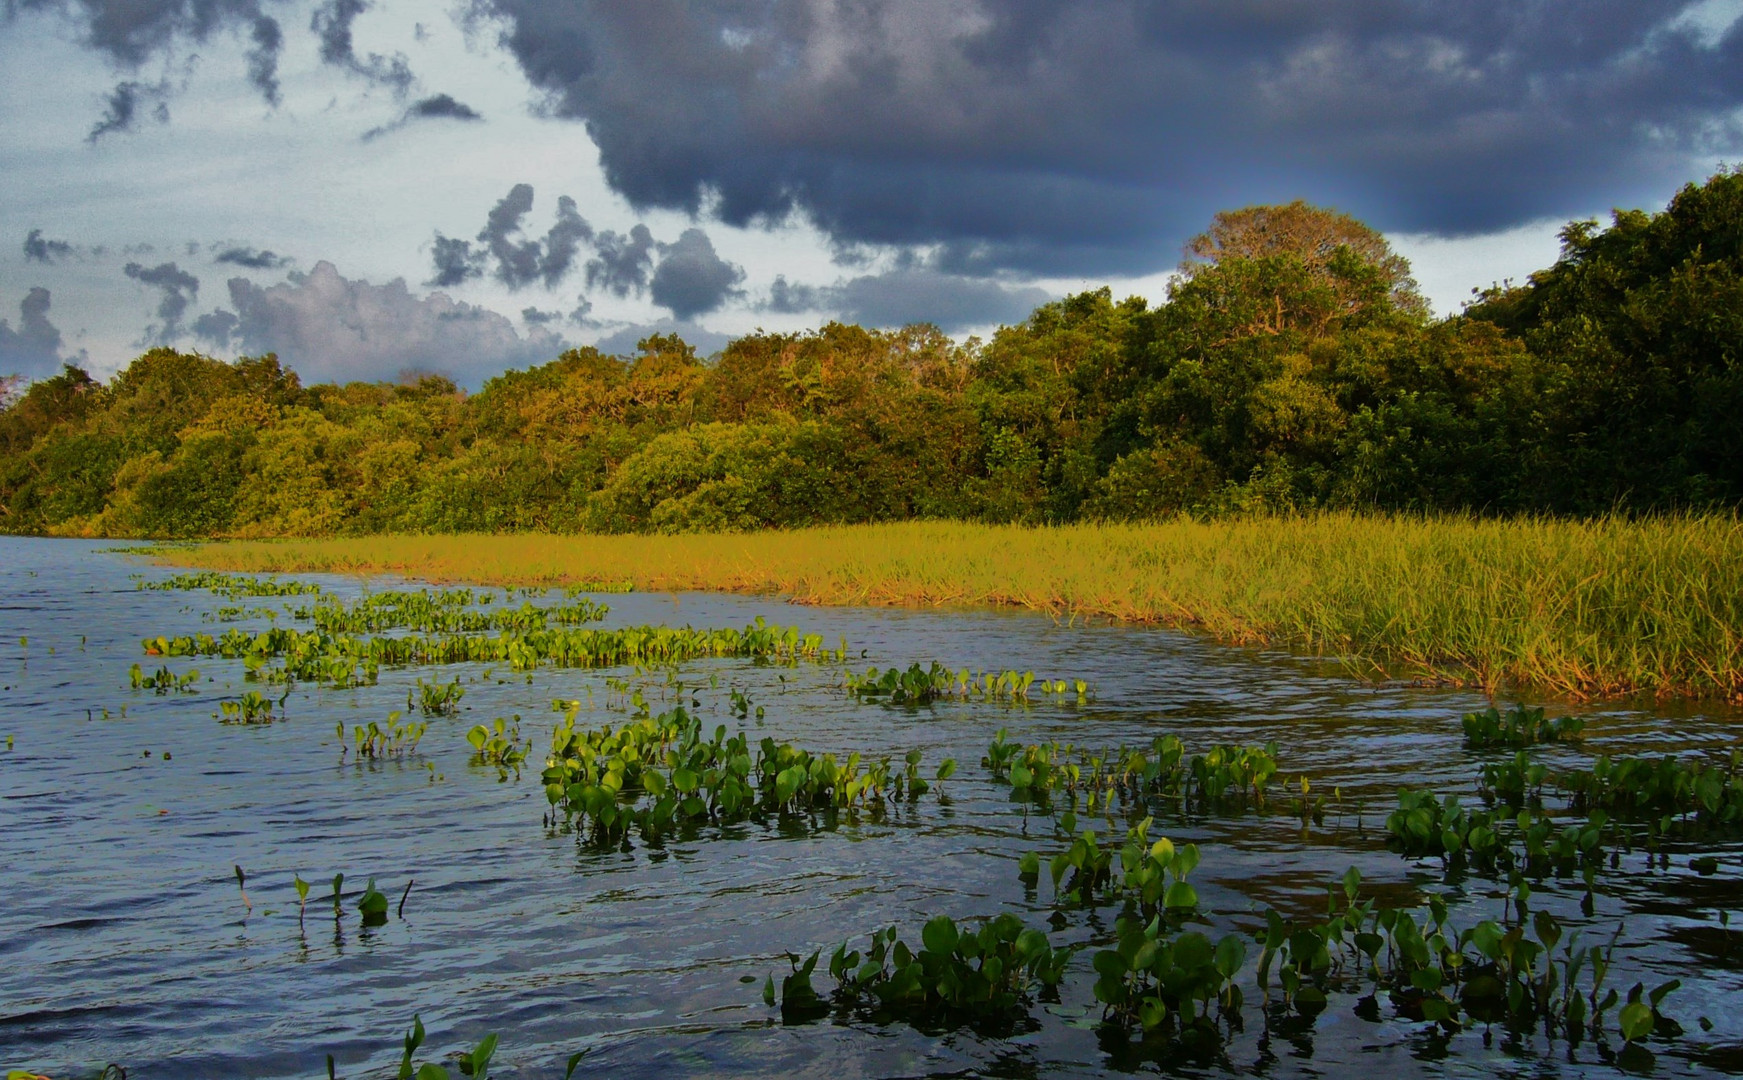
2, 0, 1740, 388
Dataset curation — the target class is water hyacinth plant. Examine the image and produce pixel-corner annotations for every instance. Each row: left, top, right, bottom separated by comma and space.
412, 677, 466, 717
137, 571, 322, 598
140, 617, 842, 686
845, 662, 1089, 705
767, 914, 1074, 1025
128, 663, 200, 694
983, 731, 1280, 812
468, 716, 531, 772
542, 704, 953, 843
340, 712, 428, 761
217, 690, 280, 725
288, 588, 608, 635
1462, 704, 1585, 749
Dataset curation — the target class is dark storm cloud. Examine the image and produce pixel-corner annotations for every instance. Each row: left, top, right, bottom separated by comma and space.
245, 13, 283, 103
0, 287, 78, 377
764, 275, 822, 315
123, 260, 199, 341
427, 235, 479, 287
539, 196, 591, 287
426, 186, 593, 288
310, 0, 414, 94
214, 246, 290, 269
472, 0, 1743, 275
362, 93, 484, 140
87, 80, 168, 142
649, 228, 744, 320
409, 93, 481, 121
19, 0, 283, 108
23, 229, 75, 264
762, 268, 1049, 332
479, 183, 541, 286
585, 224, 654, 298
196, 261, 565, 384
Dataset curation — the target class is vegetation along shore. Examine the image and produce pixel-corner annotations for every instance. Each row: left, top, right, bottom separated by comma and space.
7, 171, 1743, 701
160, 513, 1743, 702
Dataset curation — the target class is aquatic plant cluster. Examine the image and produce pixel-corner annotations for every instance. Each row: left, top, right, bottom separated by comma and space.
288, 589, 608, 635
38, 570, 1729, 1078
759, 717, 1733, 1058
984, 731, 1280, 814
845, 661, 1089, 705
138, 571, 323, 598
541, 703, 956, 842
142, 619, 842, 690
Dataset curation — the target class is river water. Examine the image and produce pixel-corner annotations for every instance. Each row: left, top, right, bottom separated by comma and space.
1, 536, 1738, 1078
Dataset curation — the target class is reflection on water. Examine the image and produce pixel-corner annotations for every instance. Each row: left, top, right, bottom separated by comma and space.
1, 536, 1739, 1078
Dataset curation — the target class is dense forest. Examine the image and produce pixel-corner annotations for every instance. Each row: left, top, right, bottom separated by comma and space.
2, 170, 1739, 538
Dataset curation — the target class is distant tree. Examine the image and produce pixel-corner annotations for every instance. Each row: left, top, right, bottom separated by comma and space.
0, 373, 19, 411
1464, 167, 1743, 509
1182, 201, 1427, 316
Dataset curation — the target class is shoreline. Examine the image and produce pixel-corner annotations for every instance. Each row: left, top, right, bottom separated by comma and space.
134, 514, 1743, 704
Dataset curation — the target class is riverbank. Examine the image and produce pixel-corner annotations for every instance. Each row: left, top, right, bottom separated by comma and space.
152, 514, 1743, 702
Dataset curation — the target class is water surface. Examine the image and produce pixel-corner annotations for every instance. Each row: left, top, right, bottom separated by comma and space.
1, 537, 1738, 1078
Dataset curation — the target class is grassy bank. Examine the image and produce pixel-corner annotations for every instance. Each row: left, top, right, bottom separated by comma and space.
154, 514, 1743, 702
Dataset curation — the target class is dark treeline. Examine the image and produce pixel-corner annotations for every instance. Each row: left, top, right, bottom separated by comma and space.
2, 171, 1739, 538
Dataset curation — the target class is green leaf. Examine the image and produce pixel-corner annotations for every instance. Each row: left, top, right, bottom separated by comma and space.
1163, 881, 1198, 909
459, 1033, 497, 1080
1619, 1000, 1654, 1042
922, 915, 960, 956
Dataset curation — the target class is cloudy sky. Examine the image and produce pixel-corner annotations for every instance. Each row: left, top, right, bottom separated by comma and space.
2, 0, 1740, 386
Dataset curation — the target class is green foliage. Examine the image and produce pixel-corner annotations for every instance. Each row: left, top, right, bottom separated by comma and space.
343, 711, 428, 761
844, 662, 1084, 705
770, 913, 1073, 1023
1462, 704, 1584, 749
541, 704, 949, 844
6, 172, 1743, 534
141, 616, 836, 687
394, 1015, 497, 1080
217, 690, 278, 724
467, 716, 530, 771
982, 731, 1278, 812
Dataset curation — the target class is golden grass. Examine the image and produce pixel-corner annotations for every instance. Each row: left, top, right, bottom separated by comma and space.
155, 513, 1743, 702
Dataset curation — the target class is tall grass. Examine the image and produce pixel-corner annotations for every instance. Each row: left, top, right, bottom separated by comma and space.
157, 513, 1743, 701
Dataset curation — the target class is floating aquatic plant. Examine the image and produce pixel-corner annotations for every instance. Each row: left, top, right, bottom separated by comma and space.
983, 731, 1279, 813
767, 913, 1073, 1024
128, 663, 200, 694
845, 662, 1089, 705
1462, 704, 1585, 749
542, 705, 952, 844
137, 571, 320, 599
392, 1014, 497, 1080
467, 716, 530, 772
340, 712, 427, 761
141, 617, 842, 684
412, 677, 465, 717
217, 690, 280, 725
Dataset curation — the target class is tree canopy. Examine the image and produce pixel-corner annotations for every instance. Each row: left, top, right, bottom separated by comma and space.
4, 173, 1740, 537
